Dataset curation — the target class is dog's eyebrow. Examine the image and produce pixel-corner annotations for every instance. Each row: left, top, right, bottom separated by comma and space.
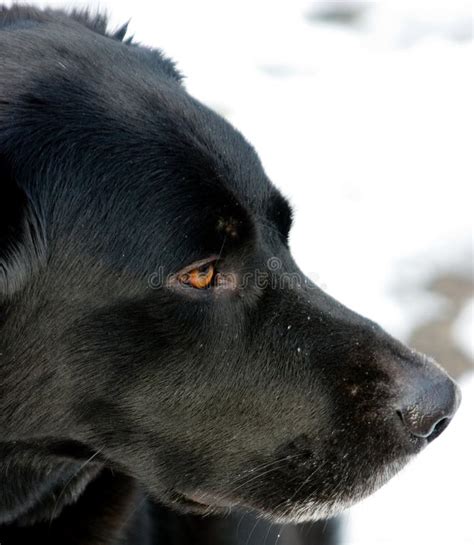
266, 193, 293, 242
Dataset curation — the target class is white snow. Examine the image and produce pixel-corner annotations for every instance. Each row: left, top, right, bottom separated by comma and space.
8, 0, 473, 542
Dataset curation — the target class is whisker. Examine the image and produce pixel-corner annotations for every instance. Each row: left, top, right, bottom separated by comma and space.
118, 493, 148, 535
226, 453, 302, 488
236, 509, 249, 541
225, 453, 303, 498
244, 515, 261, 545
263, 518, 276, 545
49, 448, 103, 526
215, 234, 227, 266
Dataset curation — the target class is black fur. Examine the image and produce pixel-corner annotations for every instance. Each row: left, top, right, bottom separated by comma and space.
0, 5, 460, 545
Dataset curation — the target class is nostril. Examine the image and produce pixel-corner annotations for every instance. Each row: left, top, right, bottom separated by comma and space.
397, 408, 452, 442
396, 374, 461, 443
426, 417, 451, 443
396, 409, 404, 425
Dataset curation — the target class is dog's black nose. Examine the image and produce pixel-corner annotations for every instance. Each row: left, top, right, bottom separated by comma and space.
397, 374, 461, 442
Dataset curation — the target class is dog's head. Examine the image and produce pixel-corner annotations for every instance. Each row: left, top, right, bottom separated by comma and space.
0, 7, 460, 524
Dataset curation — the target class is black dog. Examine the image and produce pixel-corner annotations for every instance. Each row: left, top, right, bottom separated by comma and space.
0, 6, 461, 545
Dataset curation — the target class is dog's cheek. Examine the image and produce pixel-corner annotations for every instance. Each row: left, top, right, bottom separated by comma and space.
61, 297, 218, 458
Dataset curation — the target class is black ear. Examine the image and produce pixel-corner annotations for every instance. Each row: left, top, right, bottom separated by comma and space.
0, 154, 46, 297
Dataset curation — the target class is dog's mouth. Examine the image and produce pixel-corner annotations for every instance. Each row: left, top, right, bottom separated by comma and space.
168, 448, 414, 522
171, 491, 235, 514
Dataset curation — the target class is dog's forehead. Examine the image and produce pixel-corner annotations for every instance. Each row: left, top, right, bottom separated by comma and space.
134, 83, 278, 217
110, 83, 285, 243
112, 78, 289, 228
139, 93, 293, 248
2, 24, 292, 269
0, 20, 280, 217
0, 12, 289, 217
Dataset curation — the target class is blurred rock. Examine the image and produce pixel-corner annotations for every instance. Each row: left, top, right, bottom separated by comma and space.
306, 1, 371, 25
305, 1, 473, 45
409, 272, 474, 379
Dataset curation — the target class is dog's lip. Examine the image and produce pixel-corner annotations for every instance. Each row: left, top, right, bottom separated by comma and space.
174, 490, 235, 511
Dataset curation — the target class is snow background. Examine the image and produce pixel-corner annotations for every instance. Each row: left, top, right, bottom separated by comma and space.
8, 1, 473, 543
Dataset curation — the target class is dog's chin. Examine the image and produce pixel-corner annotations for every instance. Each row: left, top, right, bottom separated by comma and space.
267, 455, 413, 524
172, 454, 412, 522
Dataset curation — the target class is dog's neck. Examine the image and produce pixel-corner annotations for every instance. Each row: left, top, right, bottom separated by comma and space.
0, 315, 142, 542
0, 441, 144, 545
0, 441, 103, 526
0, 316, 104, 528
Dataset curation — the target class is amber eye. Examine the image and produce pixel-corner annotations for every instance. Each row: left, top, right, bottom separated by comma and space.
179, 262, 216, 289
